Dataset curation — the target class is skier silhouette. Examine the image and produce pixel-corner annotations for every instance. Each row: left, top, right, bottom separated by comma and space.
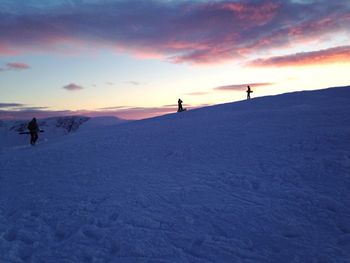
27, 117, 39, 145
177, 98, 184, 112
246, 85, 253, 100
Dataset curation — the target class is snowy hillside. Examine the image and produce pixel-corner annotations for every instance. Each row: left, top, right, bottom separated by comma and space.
1, 86, 350, 262
0, 116, 125, 149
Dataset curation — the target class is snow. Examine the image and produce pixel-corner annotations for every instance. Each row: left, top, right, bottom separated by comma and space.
79, 116, 127, 129
1, 86, 350, 262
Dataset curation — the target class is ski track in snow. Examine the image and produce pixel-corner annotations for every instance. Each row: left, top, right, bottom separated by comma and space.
1, 87, 350, 262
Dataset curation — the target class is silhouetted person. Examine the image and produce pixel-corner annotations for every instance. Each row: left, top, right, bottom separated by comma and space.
178, 98, 184, 112
27, 118, 39, 145
246, 85, 253, 100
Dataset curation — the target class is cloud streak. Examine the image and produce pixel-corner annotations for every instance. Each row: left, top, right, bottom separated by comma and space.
0, 0, 349, 64
0, 62, 30, 72
0, 103, 25, 108
6, 62, 30, 70
63, 83, 84, 91
249, 45, 350, 67
215, 82, 274, 91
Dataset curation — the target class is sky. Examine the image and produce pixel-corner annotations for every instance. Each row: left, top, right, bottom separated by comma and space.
0, 0, 349, 120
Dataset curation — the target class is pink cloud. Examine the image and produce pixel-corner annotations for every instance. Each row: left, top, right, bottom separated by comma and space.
249, 45, 350, 67
6, 62, 30, 70
0, 62, 31, 72
220, 1, 280, 26
0, 45, 17, 56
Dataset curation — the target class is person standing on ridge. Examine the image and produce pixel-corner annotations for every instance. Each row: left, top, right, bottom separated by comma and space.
246, 85, 253, 100
27, 117, 39, 145
178, 98, 184, 112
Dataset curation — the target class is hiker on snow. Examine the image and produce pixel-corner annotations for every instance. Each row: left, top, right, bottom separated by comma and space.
246, 85, 253, 100
178, 98, 184, 112
27, 117, 39, 145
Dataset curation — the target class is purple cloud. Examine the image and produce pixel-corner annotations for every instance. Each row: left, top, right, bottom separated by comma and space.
0, 104, 52, 119
15, 106, 49, 111
0, 103, 25, 108
0, 0, 349, 64
63, 83, 84, 91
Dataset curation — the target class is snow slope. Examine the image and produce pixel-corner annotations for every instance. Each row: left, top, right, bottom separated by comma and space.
78, 116, 127, 131
0, 86, 350, 262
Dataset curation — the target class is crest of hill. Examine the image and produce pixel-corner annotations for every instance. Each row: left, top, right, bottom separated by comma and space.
32, 85, 350, 146
122, 85, 350, 129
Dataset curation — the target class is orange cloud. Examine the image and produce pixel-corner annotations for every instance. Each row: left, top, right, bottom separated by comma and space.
249, 45, 350, 67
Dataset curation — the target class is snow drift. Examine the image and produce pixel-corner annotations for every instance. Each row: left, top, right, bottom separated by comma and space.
0, 86, 350, 262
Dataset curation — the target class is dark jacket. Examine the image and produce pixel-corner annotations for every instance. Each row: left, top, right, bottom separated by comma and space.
28, 119, 39, 132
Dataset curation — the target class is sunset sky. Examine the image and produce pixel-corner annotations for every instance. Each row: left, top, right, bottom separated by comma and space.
1, 0, 350, 120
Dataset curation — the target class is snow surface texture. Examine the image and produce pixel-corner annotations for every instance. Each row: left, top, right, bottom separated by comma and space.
1, 86, 350, 262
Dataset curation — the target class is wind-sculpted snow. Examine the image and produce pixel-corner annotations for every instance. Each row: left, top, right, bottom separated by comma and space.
0, 86, 350, 262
